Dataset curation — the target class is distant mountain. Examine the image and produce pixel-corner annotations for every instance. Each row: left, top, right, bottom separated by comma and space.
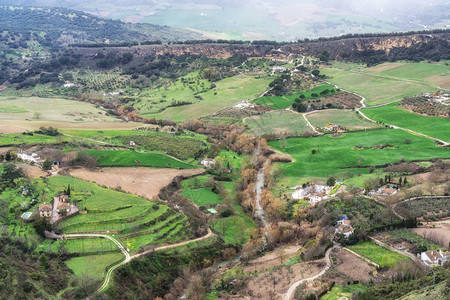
0, 5, 205, 43
3, 0, 449, 41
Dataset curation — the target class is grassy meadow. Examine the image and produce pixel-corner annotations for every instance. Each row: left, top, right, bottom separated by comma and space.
369, 62, 450, 89
283, 84, 339, 101
321, 68, 435, 106
86, 149, 195, 169
252, 96, 292, 109
53, 238, 119, 254
245, 110, 314, 136
348, 241, 410, 268
65, 252, 124, 281
321, 284, 365, 300
143, 75, 271, 121
362, 102, 450, 142
306, 109, 381, 130
251, 84, 339, 109
0, 96, 118, 123
269, 129, 450, 181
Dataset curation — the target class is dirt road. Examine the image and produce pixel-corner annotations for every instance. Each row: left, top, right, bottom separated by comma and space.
62, 228, 214, 294
283, 245, 335, 300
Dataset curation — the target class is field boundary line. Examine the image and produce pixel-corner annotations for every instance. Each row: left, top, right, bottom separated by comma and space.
343, 247, 380, 268
301, 113, 321, 134
369, 237, 417, 261
320, 79, 449, 146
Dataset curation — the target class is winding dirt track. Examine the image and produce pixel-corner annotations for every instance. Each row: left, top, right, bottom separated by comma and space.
283, 245, 336, 300
62, 228, 215, 294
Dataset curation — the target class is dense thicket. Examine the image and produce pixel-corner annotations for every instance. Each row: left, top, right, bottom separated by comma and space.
0, 234, 72, 299
107, 240, 230, 299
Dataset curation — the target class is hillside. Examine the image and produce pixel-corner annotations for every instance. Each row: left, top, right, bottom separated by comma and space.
5, 0, 450, 40
0, 5, 204, 43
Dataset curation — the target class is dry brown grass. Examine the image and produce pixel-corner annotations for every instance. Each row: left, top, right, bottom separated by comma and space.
0, 123, 27, 133
412, 221, 450, 248
244, 245, 302, 273
242, 261, 323, 299
69, 167, 204, 200
334, 248, 376, 282
17, 163, 47, 179
367, 63, 405, 72
425, 75, 450, 89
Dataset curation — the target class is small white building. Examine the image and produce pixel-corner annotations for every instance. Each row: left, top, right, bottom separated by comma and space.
200, 158, 216, 168
272, 66, 288, 72
18, 152, 40, 163
336, 215, 354, 238
420, 250, 450, 266
308, 192, 329, 204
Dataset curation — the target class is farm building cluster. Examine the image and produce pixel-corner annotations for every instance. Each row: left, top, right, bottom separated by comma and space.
322, 124, 343, 132
38, 194, 78, 224
292, 184, 332, 204
369, 186, 398, 196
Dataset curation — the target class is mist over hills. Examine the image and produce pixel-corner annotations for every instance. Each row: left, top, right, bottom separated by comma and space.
2, 0, 449, 41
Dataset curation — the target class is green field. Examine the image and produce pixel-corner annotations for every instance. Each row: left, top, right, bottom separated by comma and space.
180, 175, 223, 206
181, 188, 222, 206
134, 72, 210, 114
348, 241, 411, 268
211, 215, 253, 245
370, 62, 450, 88
52, 238, 119, 254
320, 68, 435, 106
284, 84, 339, 101
65, 252, 123, 281
269, 129, 450, 181
86, 150, 195, 169
321, 284, 365, 300
362, 102, 450, 142
381, 229, 442, 252
144, 75, 271, 121
0, 96, 119, 123
245, 110, 314, 136
0, 132, 70, 146
252, 96, 292, 109
251, 84, 339, 110
307, 109, 381, 130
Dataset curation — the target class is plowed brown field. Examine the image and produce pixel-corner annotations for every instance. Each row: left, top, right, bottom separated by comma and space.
69, 167, 204, 200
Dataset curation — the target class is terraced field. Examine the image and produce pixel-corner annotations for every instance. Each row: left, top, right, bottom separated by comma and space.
47, 176, 194, 251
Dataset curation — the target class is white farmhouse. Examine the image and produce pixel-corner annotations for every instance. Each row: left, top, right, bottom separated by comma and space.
420, 250, 450, 266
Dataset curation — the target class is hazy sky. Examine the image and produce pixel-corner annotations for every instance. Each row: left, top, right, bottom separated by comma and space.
2, 0, 448, 40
